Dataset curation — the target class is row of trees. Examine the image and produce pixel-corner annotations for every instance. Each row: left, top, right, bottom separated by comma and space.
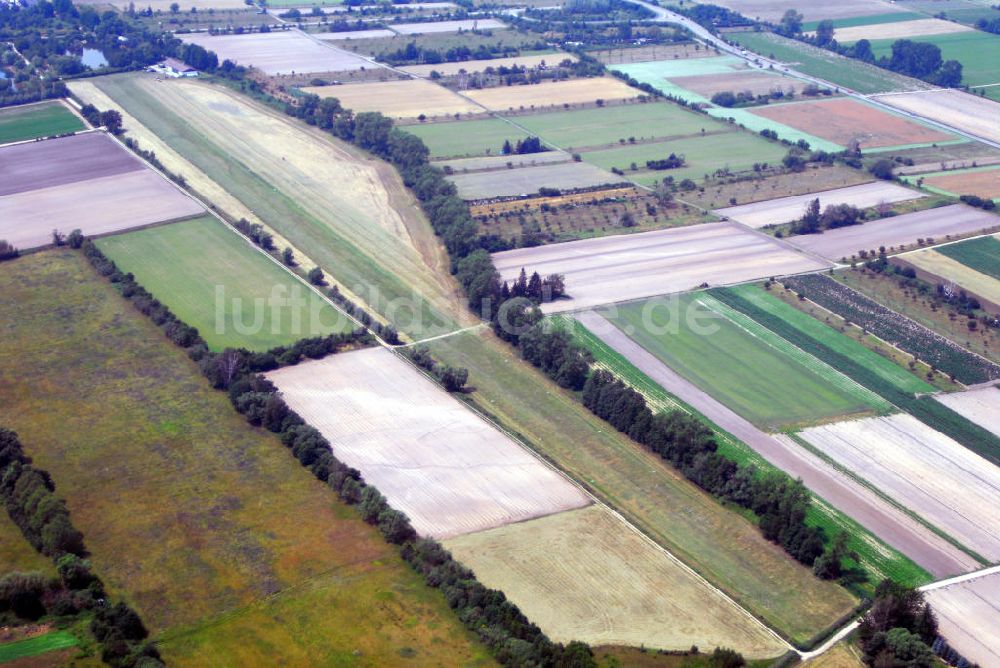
501, 136, 545, 155
790, 198, 864, 235
406, 345, 470, 392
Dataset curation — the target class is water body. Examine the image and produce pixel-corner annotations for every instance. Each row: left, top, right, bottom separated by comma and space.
80, 48, 109, 68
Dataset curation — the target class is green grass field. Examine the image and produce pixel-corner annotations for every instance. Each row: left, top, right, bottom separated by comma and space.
937, 235, 1000, 279
0, 101, 84, 144
426, 328, 858, 644
0, 249, 490, 666
408, 117, 528, 158
609, 293, 885, 431
581, 131, 788, 185
729, 32, 917, 94
0, 631, 79, 663
801, 12, 924, 31
868, 31, 1000, 87
96, 217, 352, 351
562, 314, 930, 589
505, 102, 720, 150
0, 512, 54, 576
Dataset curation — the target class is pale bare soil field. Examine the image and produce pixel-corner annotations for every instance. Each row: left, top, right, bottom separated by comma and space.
752, 98, 954, 150
401, 52, 576, 77
0, 171, 203, 250
391, 19, 508, 34
715, 182, 925, 229
180, 30, 374, 75
902, 248, 1000, 308
449, 161, 622, 199
0, 132, 140, 195
670, 71, 798, 98
925, 572, 1000, 668
267, 348, 591, 539
592, 43, 718, 64
316, 28, 397, 40
873, 90, 1000, 144
576, 310, 977, 577
493, 223, 831, 313
83, 0, 248, 8
444, 504, 787, 657
787, 204, 1000, 261
923, 168, 1000, 199
708, 0, 906, 22
935, 386, 1000, 438
437, 150, 571, 172
464, 76, 640, 111
301, 79, 484, 119
798, 414, 1000, 561
810, 18, 973, 43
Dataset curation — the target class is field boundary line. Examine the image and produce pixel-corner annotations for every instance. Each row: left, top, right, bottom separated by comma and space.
0, 125, 101, 150
398, 323, 486, 346
919, 563, 1000, 592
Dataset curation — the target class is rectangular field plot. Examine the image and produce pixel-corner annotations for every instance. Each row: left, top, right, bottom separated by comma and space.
708, 0, 906, 22
315, 28, 396, 40
868, 31, 1000, 88
786, 204, 1000, 262
448, 161, 622, 199
798, 414, 1000, 560
96, 216, 354, 351
925, 573, 1000, 668
438, 150, 571, 172
444, 505, 786, 657
903, 248, 1000, 309
935, 387, 1000, 438
391, 19, 507, 34
0, 101, 83, 145
715, 182, 925, 229
464, 76, 639, 111
0, 133, 203, 250
920, 166, 1000, 201
266, 347, 591, 539
180, 30, 374, 75
612, 56, 751, 104
873, 90, 1000, 144
937, 234, 1000, 279
400, 52, 575, 77
405, 117, 528, 158
300, 79, 483, 119
671, 70, 800, 102
492, 222, 830, 312
751, 98, 954, 150
823, 18, 973, 43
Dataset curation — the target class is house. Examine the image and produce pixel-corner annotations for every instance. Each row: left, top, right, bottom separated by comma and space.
149, 58, 198, 78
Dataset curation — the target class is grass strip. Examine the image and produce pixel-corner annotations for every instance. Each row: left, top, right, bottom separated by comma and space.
0, 631, 78, 664
936, 235, 1000, 281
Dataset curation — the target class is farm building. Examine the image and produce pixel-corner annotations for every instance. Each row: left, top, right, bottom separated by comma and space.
149, 58, 198, 78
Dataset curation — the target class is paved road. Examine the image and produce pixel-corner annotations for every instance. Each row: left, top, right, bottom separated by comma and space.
575, 309, 980, 579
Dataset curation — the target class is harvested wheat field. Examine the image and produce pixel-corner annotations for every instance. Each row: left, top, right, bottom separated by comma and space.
903, 248, 1000, 308
444, 504, 787, 657
449, 161, 622, 199
813, 18, 972, 43
924, 572, 1000, 668
0, 133, 202, 249
401, 52, 576, 77
922, 168, 1000, 200
492, 222, 830, 312
753, 98, 953, 150
301, 79, 483, 119
787, 204, 999, 261
391, 19, 507, 34
267, 347, 591, 539
715, 182, 924, 228
798, 414, 1000, 561
873, 90, 1000, 144
670, 70, 798, 99
464, 76, 639, 111
592, 43, 717, 64
180, 30, 374, 75
935, 387, 1000, 438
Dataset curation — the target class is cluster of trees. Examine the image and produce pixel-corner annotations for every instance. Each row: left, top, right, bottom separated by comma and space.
975, 16, 1000, 34
492, 302, 591, 390
503, 268, 565, 303
406, 345, 470, 392
0, 240, 18, 262
502, 136, 545, 155
79, 104, 122, 133
675, 3, 754, 31
790, 198, 863, 235
525, 0, 654, 22
234, 217, 275, 250
711, 88, 789, 107
958, 194, 997, 211
645, 153, 685, 170
378, 40, 530, 66
0, 428, 162, 667
858, 581, 941, 667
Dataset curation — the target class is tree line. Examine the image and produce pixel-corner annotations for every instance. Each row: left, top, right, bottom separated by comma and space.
1, 428, 162, 667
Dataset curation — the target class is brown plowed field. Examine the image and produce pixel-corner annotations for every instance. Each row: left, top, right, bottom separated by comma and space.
670, 71, 798, 98
0, 132, 141, 196
923, 169, 1000, 200
872, 90, 1000, 144
752, 98, 953, 149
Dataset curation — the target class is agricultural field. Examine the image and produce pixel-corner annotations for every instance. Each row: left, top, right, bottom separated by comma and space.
0, 101, 83, 145
897, 0, 1000, 25
872, 89, 1000, 144
400, 52, 574, 76
785, 203, 1000, 262
463, 76, 639, 111
506, 102, 726, 150
612, 56, 752, 104
300, 78, 484, 120
580, 131, 789, 187
916, 165, 1000, 200
750, 98, 954, 150
334, 29, 539, 60
444, 505, 787, 657
901, 247, 1000, 310
924, 572, 1000, 668
708, 0, 906, 22
821, 18, 974, 42
0, 511, 53, 575
86, 0, 261, 8
439, 150, 571, 172
83, 74, 472, 336
0, 249, 489, 665
574, 309, 973, 578
448, 161, 622, 199
797, 414, 1000, 561
95, 216, 353, 351
425, 328, 860, 644
937, 234, 1000, 278
686, 165, 873, 210
669, 70, 800, 102
607, 293, 887, 431
0, 132, 203, 250
0, 631, 79, 664
935, 386, 1000, 438
180, 30, 374, 75
315, 28, 396, 41
266, 347, 590, 539
391, 19, 508, 34
715, 182, 925, 229
784, 273, 1000, 385
491, 221, 830, 312
406, 117, 529, 157
591, 42, 719, 64
867, 31, 1000, 88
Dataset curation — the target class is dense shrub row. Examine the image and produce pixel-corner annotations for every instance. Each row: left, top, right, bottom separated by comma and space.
1, 429, 161, 667
405, 346, 469, 392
